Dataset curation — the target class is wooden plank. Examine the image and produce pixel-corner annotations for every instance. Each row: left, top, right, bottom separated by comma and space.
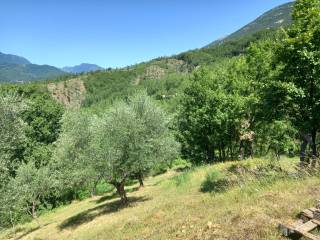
278, 220, 304, 237
278, 223, 297, 237
302, 210, 314, 221
300, 231, 320, 240
280, 205, 320, 239
302, 208, 317, 219
314, 210, 320, 221
296, 221, 318, 233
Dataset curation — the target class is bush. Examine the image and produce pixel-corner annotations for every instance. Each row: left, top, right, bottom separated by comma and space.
151, 162, 168, 176
172, 171, 191, 187
227, 162, 250, 175
75, 189, 91, 200
171, 158, 192, 172
201, 170, 229, 193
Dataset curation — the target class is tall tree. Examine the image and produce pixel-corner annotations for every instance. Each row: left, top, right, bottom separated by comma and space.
276, 0, 320, 161
22, 95, 63, 167
177, 59, 251, 163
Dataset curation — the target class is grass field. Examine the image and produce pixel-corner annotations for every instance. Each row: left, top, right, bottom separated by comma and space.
2, 157, 320, 240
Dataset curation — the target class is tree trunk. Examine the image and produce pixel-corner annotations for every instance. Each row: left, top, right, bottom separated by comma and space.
311, 128, 317, 157
206, 144, 215, 163
32, 201, 37, 219
227, 147, 231, 160
138, 173, 144, 188
91, 180, 98, 197
9, 210, 15, 235
248, 141, 254, 159
222, 145, 226, 161
239, 140, 244, 160
300, 133, 311, 163
218, 143, 222, 161
114, 181, 128, 205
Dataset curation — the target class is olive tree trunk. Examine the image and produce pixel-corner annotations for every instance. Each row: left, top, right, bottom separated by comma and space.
138, 173, 144, 188
113, 180, 128, 205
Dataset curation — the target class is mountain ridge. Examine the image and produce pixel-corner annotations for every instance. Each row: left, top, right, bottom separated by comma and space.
0, 52, 31, 65
0, 52, 65, 82
0, 63, 66, 83
207, 2, 294, 47
62, 63, 104, 74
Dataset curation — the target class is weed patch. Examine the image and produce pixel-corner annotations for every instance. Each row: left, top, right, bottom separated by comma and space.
200, 170, 229, 193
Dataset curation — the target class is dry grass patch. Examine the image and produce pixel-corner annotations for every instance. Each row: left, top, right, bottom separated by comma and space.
1, 157, 320, 240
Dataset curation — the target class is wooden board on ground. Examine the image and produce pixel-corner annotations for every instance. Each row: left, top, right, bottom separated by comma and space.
280, 202, 320, 240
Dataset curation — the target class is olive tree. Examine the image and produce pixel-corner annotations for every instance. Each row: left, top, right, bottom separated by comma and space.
11, 162, 54, 218
53, 110, 98, 195
93, 93, 179, 204
0, 92, 27, 180
127, 92, 179, 187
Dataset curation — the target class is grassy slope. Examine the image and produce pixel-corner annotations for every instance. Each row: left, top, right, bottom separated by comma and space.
2, 157, 320, 240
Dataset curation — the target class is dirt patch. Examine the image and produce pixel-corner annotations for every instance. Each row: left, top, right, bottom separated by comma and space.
47, 78, 86, 108
133, 58, 188, 85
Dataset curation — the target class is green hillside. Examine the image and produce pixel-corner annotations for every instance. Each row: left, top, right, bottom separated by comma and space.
47, 3, 291, 109
0, 52, 66, 83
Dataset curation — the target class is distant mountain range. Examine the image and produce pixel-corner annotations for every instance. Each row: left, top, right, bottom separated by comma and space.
0, 63, 66, 83
62, 63, 103, 74
0, 52, 104, 83
207, 2, 293, 46
0, 52, 65, 83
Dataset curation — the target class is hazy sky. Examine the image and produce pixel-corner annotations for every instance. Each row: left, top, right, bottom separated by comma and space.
1, 0, 292, 68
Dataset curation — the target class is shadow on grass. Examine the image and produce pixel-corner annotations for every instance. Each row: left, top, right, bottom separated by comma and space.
15, 222, 51, 240
94, 186, 140, 204
59, 196, 150, 230
94, 192, 119, 204
14, 226, 40, 240
200, 171, 229, 193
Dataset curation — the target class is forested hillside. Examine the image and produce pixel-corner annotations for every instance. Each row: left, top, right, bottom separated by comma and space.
0, 63, 66, 83
1, 1, 320, 239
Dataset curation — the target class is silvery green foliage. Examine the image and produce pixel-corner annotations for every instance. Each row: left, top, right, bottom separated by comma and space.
92, 92, 179, 183
14, 162, 53, 213
0, 92, 27, 187
0, 161, 54, 228
53, 110, 98, 190
128, 92, 179, 176
54, 92, 179, 201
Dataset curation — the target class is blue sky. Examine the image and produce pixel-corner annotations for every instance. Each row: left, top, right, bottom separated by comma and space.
1, 0, 291, 68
